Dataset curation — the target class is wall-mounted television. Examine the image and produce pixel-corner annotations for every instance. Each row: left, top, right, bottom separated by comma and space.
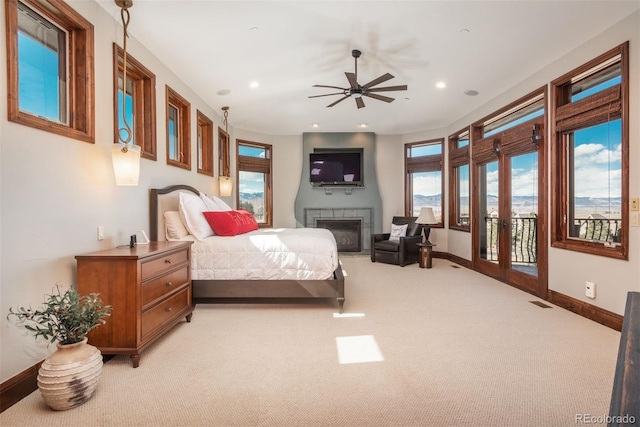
310, 149, 363, 187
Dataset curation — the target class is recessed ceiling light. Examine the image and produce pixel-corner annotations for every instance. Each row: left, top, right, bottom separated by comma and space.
250, 81, 259, 88
359, 123, 368, 128
216, 89, 231, 96
436, 82, 446, 89
250, 26, 258, 31
464, 89, 479, 96
460, 28, 470, 34
312, 123, 319, 128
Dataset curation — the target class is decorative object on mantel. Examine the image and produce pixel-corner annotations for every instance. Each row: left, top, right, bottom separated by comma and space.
415, 207, 438, 244
219, 106, 233, 196
111, 0, 141, 186
7, 286, 112, 410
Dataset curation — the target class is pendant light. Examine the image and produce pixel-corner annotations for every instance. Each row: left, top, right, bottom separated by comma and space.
111, 0, 141, 186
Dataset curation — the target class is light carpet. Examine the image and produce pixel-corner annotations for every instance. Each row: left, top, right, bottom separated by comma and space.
1, 257, 621, 426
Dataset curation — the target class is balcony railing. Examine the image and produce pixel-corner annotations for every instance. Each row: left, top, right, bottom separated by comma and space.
481, 216, 621, 264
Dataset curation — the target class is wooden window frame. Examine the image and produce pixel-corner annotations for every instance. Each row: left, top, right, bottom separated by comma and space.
404, 138, 444, 226
6, 0, 95, 143
218, 127, 230, 177
550, 42, 629, 260
236, 139, 272, 228
113, 44, 156, 160
165, 86, 191, 170
448, 128, 470, 232
196, 111, 213, 176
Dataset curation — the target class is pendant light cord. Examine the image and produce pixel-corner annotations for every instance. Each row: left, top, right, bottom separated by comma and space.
118, 6, 132, 150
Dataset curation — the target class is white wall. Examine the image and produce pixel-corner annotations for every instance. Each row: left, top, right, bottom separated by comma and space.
1, 1, 638, 384
0, 0, 231, 382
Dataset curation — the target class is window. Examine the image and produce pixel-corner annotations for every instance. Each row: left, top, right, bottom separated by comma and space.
404, 139, 444, 223
165, 86, 191, 170
6, 0, 94, 142
219, 127, 230, 177
550, 42, 628, 260
449, 128, 470, 231
196, 111, 213, 176
237, 140, 272, 227
113, 44, 156, 159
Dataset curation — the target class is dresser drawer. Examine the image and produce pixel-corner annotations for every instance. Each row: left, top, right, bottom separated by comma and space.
141, 249, 188, 280
141, 287, 190, 341
141, 266, 189, 308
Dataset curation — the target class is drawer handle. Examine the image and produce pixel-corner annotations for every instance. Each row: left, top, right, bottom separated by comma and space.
164, 259, 172, 264
166, 307, 172, 312
166, 281, 173, 287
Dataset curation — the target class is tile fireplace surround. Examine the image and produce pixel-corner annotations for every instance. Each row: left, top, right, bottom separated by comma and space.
304, 207, 373, 253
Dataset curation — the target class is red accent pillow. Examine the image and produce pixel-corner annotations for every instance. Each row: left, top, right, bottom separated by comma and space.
202, 210, 258, 236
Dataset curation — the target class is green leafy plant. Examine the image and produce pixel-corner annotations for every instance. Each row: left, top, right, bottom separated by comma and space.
7, 286, 112, 345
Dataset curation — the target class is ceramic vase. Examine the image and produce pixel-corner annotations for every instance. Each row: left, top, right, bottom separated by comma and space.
37, 338, 103, 410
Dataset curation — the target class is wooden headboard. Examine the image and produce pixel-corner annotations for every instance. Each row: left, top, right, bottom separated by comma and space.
149, 185, 199, 241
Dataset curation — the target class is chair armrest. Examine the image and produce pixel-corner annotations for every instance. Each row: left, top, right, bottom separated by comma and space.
372, 233, 391, 242
399, 235, 422, 253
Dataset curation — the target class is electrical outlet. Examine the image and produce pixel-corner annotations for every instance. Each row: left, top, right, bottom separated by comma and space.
97, 226, 104, 241
585, 281, 596, 299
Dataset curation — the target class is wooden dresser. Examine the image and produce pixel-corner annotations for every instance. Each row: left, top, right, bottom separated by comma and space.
76, 241, 193, 367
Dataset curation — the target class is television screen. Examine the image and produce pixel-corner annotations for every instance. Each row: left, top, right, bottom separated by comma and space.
310, 151, 362, 186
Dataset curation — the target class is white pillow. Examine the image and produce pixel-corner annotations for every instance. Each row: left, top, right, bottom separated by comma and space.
164, 211, 189, 240
179, 192, 214, 241
389, 223, 408, 242
200, 193, 232, 212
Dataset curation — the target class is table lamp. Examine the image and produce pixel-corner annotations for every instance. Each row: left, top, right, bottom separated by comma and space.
415, 207, 437, 243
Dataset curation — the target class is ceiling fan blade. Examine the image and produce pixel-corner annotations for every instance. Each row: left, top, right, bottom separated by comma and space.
313, 84, 347, 90
362, 73, 394, 89
345, 72, 358, 88
364, 93, 395, 103
326, 95, 349, 108
308, 92, 345, 98
356, 97, 365, 109
367, 85, 408, 92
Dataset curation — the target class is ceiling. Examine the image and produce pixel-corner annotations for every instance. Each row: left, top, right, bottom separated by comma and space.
96, 1, 639, 136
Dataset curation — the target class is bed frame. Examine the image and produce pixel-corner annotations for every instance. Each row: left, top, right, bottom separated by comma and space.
149, 185, 345, 313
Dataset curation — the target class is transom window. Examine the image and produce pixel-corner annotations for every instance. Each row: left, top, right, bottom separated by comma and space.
113, 44, 156, 160
6, 0, 95, 142
550, 42, 628, 260
196, 111, 213, 176
449, 128, 470, 231
165, 86, 191, 170
237, 140, 272, 227
404, 139, 444, 222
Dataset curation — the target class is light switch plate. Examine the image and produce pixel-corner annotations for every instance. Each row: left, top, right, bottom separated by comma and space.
631, 197, 639, 211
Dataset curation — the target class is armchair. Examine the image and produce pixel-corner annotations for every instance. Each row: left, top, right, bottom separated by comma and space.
371, 216, 423, 267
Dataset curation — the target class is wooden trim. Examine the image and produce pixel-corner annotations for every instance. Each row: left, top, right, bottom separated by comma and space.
6, 0, 95, 143
196, 111, 214, 176
0, 361, 42, 413
236, 140, 273, 227
218, 127, 230, 177
445, 252, 473, 269
113, 43, 157, 160
165, 86, 191, 170
548, 289, 623, 331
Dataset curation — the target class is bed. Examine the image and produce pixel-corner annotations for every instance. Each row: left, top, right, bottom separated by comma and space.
149, 185, 345, 313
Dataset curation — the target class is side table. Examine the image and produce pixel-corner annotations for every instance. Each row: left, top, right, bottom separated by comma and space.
417, 242, 436, 269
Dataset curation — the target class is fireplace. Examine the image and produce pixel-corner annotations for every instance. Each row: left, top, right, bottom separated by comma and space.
316, 219, 362, 252
304, 207, 373, 253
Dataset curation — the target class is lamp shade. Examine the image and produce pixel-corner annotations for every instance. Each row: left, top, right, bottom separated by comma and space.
415, 207, 437, 224
219, 176, 233, 197
111, 143, 141, 186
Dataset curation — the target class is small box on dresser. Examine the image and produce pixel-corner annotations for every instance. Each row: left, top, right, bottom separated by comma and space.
76, 241, 193, 368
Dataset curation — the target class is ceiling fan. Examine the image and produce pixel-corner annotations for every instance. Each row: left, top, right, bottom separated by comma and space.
309, 49, 408, 109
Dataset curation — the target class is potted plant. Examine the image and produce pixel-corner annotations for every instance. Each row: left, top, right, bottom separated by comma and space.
7, 286, 112, 410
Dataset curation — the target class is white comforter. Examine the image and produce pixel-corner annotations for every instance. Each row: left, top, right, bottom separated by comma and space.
183, 227, 339, 280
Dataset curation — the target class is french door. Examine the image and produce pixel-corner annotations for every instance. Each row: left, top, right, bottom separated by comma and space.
472, 117, 547, 297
